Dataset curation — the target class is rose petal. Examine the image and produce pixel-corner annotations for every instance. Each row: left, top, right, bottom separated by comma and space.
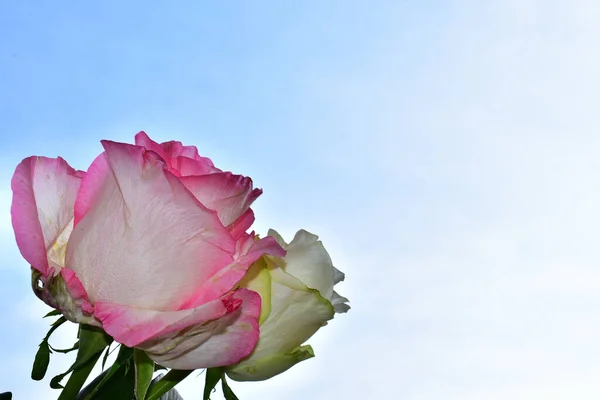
226, 268, 334, 381
171, 155, 219, 177
143, 288, 262, 369
180, 172, 262, 228
270, 229, 336, 300
330, 290, 350, 314
11, 156, 82, 275
134, 131, 219, 176
227, 208, 255, 240
94, 296, 230, 347
180, 233, 285, 309
67, 140, 236, 310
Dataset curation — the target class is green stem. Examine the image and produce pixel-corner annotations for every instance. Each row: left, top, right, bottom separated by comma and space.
146, 369, 192, 400
57, 351, 102, 400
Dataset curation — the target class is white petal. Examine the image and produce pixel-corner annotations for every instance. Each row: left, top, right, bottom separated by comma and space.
331, 290, 350, 314
281, 229, 335, 300
226, 265, 334, 381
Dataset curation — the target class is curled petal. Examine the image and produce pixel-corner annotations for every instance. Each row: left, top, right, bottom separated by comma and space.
180, 172, 262, 228
94, 297, 231, 348
134, 131, 219, 176
227, 209, 255, 240
11, 156, 82, 275
330, 290, 350, 314
142, 288, 262, 369
180, 233, 285, 309
333, 267, 345, 285
270, 229, 336, 300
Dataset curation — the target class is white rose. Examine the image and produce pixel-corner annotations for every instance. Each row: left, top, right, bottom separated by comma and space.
226, 229, 349, 381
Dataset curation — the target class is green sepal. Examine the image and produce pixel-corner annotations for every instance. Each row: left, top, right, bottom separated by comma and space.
133, 349, 154, 400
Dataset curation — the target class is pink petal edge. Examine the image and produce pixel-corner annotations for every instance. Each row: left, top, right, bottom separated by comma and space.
60, 268, 94, 314
144, 288, 262, 369
11, 156, 82, 275
134, 131, 219, 176
94, 296, 232, 347
180, 172, 262, 228
179, 234, 286, 309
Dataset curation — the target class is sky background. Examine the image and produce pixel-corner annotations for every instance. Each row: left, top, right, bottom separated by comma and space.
2, 0, 600, 399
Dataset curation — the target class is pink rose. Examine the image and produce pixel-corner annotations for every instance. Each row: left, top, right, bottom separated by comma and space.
11, 132, 284, 369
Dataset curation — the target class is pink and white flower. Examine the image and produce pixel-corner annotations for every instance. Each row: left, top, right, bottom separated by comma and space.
11, 132, 284, 369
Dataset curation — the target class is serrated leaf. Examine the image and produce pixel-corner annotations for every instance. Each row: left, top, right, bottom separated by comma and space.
31, 341, 51, 380
221, 375, 239, 400
203, 368, 223, 400
134, 349, 154, 400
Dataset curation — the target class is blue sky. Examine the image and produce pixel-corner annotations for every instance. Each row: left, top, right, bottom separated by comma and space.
2, 0, 600, 399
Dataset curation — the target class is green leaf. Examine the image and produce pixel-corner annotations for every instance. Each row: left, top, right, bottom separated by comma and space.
154, 363, 167, 372
50, 373, 67, 389
0, 392, 12, 400
101, 343, 115, 370
203, 368, 223, 400
72, 325, 112, 370
90, 360, 135, 400
80, 345, 133, 399
45, 316, 67, 340
221, 375, 239, 400
56, 348, 103, 400
134, 349, 154, 400
44, 309, 62, 318
31, 341, 51, 380
52, 324, 112, 396
145, 369, 193, 400
76, 350, 135, 400
31, 316, 67, 381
